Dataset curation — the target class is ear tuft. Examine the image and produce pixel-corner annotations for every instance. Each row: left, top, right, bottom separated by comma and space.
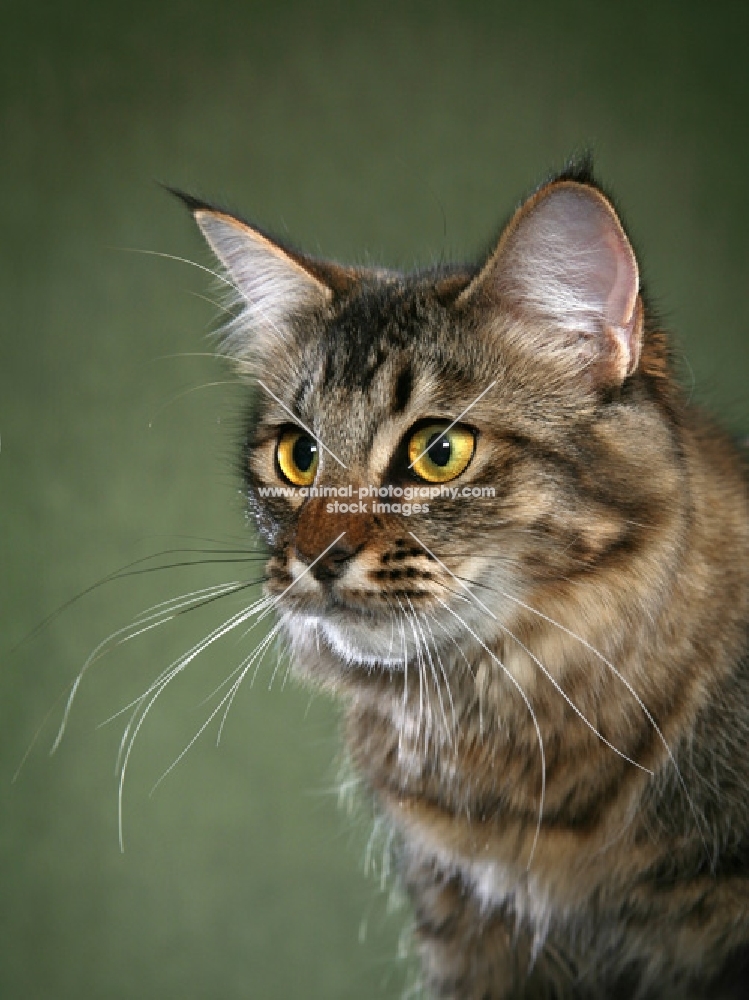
463, 181, 643, 386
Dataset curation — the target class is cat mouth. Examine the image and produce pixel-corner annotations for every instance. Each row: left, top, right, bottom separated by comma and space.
279, 587, 482, 671
311, 615, 408, 668
279, 600, 413, 668
277, 582, 431, 620
271, 552, 497, 669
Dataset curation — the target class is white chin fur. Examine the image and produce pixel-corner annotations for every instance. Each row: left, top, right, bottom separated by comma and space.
280, 596, 501, 671
297, 614, 405, 667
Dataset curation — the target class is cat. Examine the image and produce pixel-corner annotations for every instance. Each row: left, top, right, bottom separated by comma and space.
178, 162, 749, 999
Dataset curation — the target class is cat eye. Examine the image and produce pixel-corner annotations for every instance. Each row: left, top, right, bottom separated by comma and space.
276, 428, 319, 486
407, 423, 475, 483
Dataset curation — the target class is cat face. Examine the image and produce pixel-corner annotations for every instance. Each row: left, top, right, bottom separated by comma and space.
243, 274, 514, 668
188, 179, 675, 683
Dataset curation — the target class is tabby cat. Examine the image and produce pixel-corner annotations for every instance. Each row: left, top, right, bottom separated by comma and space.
181, 165, 749, 999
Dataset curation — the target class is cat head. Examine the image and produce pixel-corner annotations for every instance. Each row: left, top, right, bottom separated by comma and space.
185, 176, 675, 686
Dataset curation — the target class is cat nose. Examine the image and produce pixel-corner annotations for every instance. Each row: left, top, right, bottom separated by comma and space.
309, 537, 359, 581
294, 497, 369, 581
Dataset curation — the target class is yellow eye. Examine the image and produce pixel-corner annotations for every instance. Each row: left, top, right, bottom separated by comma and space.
276, 428, 319, 486
408, 423, 475, 483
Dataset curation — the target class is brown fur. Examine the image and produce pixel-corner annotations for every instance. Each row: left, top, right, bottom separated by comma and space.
189, 172, 749, 998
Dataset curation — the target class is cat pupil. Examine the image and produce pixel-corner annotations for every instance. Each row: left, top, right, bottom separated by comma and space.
427, 434, 451, 467
293, 435, 316, 471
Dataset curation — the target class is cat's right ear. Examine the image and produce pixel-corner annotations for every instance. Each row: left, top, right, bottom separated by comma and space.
174, 193, 357, 366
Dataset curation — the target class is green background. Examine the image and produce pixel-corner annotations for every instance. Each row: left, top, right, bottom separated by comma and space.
2, 2, 748, 997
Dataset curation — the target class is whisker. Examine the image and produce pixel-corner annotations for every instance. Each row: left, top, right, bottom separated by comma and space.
407, 598, 451, 741
112, 594, 273, 730
149, 623, 283, 798
423, 610, 483, 738
185, 293, 236, 319
453, 570, 705, 845
147, 380, 240, 427
430, 570, 650, 774
396, 607, 409, 754
397, 598, 424, 742
116, 596, 272, 850
195, 614, 279, 710
420, 611, 457, 736
13, 696, 69, 783
498, 588, 709, 852
132, 581, 252, 622
500, 619, 650, 774
52, 580, 261, 752
411, 531, 709, 855
266, 621, 292, 690
13, 547, 266, 651
278, 635, 295, 690
116, 247, 242, 295
105, 597, 273, 769
435, 597, 545, 870
386, 609, 396, 662
406, 597, 456, 743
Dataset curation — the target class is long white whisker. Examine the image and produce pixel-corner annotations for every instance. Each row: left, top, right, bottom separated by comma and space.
420, 611, 457, 736
433, 579, 649, 772
102, 596, 271, 732
424, 610, 482, 737
410, 532, 653, 772
124, 597, 272, 722
220, 625, 284, 740
147, 381, 239, 428
396, 607, 409, 755
116, 598, 272, 850
499, 590, 709, 850
117, 248, 241, 294
397, 597, 424, 741
278, 635, 295, 690
185, 292, 236, 319
412, 532, 708, 856
117, 535, 353, 848
500, 620, 650, 773
194, 609, 279, 710
407, 597, 451, 741
55, 581, 250, 752
266, 621, 292, 690
386, 608, 396, 662
132, 581, 247, 622
150, 349, 238, 363
150, 623, 283, 796
435, 597, 545, 870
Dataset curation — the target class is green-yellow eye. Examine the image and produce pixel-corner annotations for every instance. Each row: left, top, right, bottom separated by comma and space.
408, 423, 475, 483
276, 428, 319, 486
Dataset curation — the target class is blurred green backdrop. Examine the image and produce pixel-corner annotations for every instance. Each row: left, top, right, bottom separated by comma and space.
1, 2, 748, 998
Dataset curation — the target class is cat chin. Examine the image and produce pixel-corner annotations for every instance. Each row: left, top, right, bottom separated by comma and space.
283, 612, 406, 669
280, 597, 501, 673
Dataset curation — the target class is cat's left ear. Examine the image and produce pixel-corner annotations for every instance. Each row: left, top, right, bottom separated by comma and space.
178, 195, 358, 363
459, 180, 643, 386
